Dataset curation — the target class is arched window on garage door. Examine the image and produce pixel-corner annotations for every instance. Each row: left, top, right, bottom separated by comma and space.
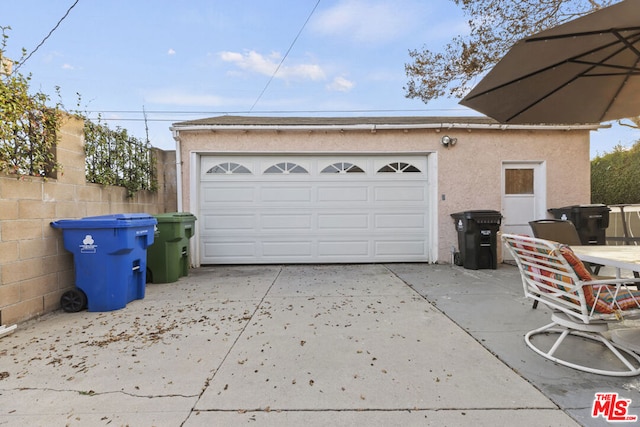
264, 162, 308, 174
377, 162, 421, 173
206, 162, 251, 174
321, 162, 365, 174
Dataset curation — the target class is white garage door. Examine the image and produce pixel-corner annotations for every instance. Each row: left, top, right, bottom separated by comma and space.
199, 155, 430, 264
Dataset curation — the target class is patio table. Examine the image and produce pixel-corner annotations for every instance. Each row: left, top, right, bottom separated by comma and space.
571, 245, 640, 278
572, 245, 640, 352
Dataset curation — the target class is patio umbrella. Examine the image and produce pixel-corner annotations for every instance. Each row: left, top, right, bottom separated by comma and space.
459, 0, 640, 124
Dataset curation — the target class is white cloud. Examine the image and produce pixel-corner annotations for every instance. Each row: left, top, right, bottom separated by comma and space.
145, 89, 227, 107
326, 76, 354, 92
42, 51, 63, 64
310, 0, 418, 43
167, 48, 176, 55
61, 63, 74, 70
219, 50, 326, 81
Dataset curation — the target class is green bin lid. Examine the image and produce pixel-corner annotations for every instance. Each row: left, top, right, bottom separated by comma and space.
154, 212, 197, 223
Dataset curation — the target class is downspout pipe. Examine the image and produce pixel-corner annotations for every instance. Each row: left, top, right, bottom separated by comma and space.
171, 129, 183, 212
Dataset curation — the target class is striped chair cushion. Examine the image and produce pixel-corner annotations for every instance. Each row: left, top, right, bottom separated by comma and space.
509, 235, 640, 314
559, 246, 640, 314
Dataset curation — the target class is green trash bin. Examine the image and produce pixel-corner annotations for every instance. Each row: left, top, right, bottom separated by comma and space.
147, 212, 197, 283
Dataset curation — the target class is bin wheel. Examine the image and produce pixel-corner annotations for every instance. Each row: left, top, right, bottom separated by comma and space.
453, 252, 462, 266
60, 288, 87, 313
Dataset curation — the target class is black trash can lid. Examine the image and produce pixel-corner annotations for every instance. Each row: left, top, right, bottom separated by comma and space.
549, 204, 609, 211
451, 210, 502, 219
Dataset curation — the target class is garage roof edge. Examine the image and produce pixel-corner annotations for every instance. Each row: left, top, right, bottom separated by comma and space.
170, 115, 604, 133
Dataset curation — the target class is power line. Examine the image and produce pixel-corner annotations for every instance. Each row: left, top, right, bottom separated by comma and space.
13, 0, 80, 73
84, 108, 468, 115
82, 107, 472, 122
249, 0, 321, 112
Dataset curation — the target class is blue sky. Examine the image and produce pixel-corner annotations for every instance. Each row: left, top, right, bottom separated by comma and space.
2, 0, 638, 155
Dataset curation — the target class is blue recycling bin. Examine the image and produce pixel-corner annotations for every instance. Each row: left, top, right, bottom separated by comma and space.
51, 213, 157, 312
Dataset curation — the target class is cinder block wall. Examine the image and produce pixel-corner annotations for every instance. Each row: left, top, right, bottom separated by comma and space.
0, 115, 177, 325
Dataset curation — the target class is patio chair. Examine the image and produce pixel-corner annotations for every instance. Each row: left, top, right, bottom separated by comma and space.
502, 233, 640, 376
529, 219, 603, 273
528, 219, 604, 309
529, 219, 582, 246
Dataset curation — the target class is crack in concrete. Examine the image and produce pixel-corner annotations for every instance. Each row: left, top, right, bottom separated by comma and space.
189, 406, 563, 413
1, 386, 199, 399
180, 266, 284, 427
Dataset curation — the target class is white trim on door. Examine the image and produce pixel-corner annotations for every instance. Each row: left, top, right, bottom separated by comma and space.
501, 161, 547, 258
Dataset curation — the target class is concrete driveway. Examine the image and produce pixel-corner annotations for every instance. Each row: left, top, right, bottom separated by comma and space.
0, 263, 627, 426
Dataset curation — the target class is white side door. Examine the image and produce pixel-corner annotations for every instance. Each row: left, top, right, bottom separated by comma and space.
501, 162, 546, 259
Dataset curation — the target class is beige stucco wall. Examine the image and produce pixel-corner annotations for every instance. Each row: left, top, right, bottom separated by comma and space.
176, 125, 591, 264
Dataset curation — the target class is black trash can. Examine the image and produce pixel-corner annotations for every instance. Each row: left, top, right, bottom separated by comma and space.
548, 204, 610, 245
451, 210, 502, 270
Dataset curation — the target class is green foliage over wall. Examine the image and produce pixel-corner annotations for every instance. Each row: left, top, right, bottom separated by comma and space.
0, 30, 61, 178
84, 120, 158, 197
1, 28, 156, 196
591, 142, 640, 205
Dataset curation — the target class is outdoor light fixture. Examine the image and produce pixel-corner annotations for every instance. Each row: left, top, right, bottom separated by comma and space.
441, 135, 457, 148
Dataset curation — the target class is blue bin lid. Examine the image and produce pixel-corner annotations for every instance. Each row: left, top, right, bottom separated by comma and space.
51, 213, 158, 229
